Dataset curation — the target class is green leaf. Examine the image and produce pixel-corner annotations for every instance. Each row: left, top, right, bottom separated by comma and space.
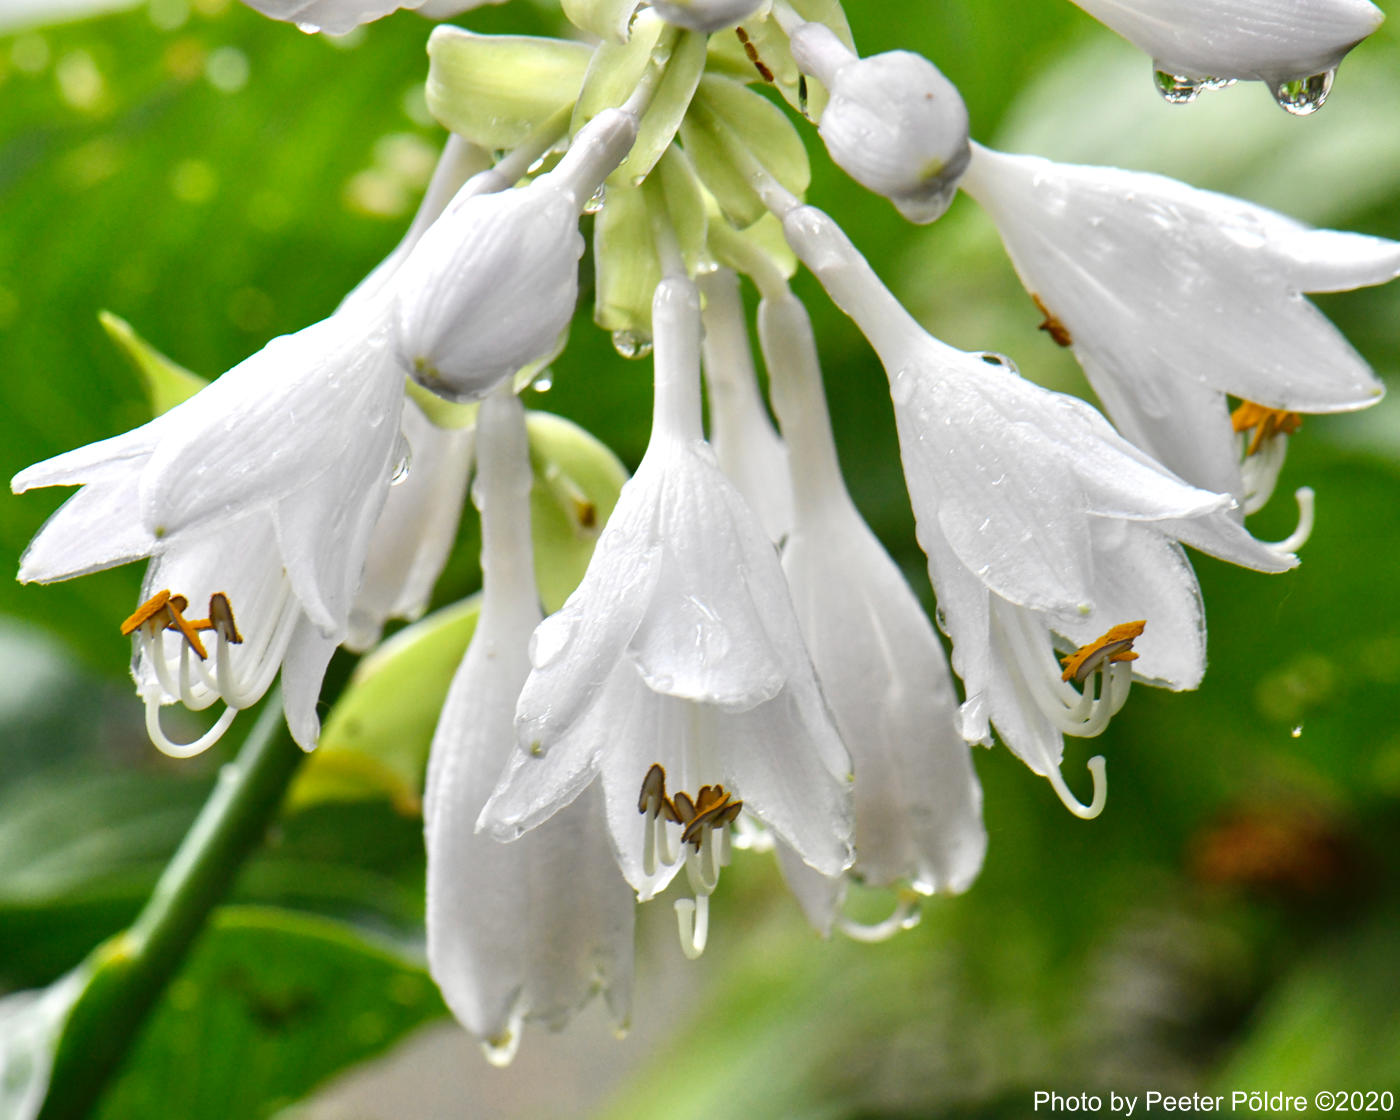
82, 906, 445, 1120
561, 0, 638, 44
97, 311, 208, 417
425, 27, 591, 150
681, 73, 810, 227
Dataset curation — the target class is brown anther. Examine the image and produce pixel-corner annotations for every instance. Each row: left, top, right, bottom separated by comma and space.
1032, 294, 1072, 347
672, 790, 696, 825
638, 762, 681, 823
573, 498, 597, 530
1060, 620, 1146, 684
1231, 401, 1303, 457
207, 592, 244, 644
735, 26, 774, 82
681, 789, 744, 851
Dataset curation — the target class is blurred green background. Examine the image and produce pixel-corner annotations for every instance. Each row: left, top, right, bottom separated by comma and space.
1, 1, 1399, 1117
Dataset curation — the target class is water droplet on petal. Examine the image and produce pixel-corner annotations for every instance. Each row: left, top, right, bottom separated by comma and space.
389, 435, 411, 485
1154, 68, 1203, 105
1271, 70, 1334, 116
531, 370, 553, 393
1200, 76, 1237, 92
583, 183, 606, 215
611, 329, 653, 360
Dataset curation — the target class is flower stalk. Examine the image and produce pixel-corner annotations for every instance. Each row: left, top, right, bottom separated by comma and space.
36, 662, 352, 1120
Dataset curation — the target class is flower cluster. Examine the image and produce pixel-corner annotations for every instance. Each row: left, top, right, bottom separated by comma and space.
14, 0, 1396, 1063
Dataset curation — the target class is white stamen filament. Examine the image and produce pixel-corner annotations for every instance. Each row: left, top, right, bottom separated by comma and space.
134, 579, 300, 756
1265, 486, 1315, 555
142, 687, 238, 759
674, 895, 709, 960
1240, 431, 1290, 515
995, 606, 1133, 738
835, 891, 923, 944
1046, 754, 1108, 821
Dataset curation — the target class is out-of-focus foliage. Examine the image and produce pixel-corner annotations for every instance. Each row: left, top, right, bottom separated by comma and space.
1, 1, 1398, 1117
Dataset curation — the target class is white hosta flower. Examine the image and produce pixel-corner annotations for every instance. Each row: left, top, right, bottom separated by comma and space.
787, 22, 969, 222
240, 0, 500, 34
1068, 0, 1384, 112
12, 305, 404, 754
779, 202, 1297, 817
480, 275, 853, 958
425, 386, 632, 1065
650, 0, 765, 32
346, 397, 475, 651
698, 268, 793, 544
761, 287, 985, 937
959, 144, 1398, 511
394, 108, 639, 402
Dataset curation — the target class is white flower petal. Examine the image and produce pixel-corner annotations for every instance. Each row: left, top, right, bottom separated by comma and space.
279, 616, 339, 749
1068, 0, 1384, 86
17, 479, 153, 584
347, 400, 475, 651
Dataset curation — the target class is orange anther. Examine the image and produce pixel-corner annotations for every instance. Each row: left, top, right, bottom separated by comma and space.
1060, 620, 1146, 684
1231, 401, 1302, 457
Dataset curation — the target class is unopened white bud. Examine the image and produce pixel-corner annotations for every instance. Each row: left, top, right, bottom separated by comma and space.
792, 24, 969, 224
392, 109, 638, 402
650, 0, 765, 33
393, 183, 581, 402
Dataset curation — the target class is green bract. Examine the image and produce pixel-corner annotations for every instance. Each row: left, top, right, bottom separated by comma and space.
593, 146, 708, 337
99, 311, 208, 418
426, 27, 590, 150
682, 73, 811, 227
562, 0, 639, 44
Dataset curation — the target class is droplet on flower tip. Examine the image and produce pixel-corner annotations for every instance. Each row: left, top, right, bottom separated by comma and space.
1153, 68, 1203, 105
1271, 71, 1334, 116
390, 439, 411, 485
582, 184, 606, 215
611, 329, 653, 360
531, 371, 553, 393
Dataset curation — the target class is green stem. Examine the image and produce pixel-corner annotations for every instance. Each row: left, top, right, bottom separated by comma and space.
37, 653, 355, 1120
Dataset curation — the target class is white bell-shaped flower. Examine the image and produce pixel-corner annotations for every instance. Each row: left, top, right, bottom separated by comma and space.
393, 108, 638, 402
778, 202, 1299, 817
1068, 0, 1384, 112
761, 286, 985, 938
13, 303, 405, 754
788, 22, 969, 223
959, 144, 1398, 509
479, 275, 853, 958
425, 385, 633, 1066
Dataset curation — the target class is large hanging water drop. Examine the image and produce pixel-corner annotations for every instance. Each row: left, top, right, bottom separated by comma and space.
611, 329, 653, 359
1271, 70, 1334, 116
583, 183, 607, 215
1154, 68, 1203, 105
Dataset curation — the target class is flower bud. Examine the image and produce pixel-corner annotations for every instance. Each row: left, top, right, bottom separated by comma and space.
791, 24, 969, 223
393, 182, 583, 402
650, 0, 765, 33
393, 108, 638, 402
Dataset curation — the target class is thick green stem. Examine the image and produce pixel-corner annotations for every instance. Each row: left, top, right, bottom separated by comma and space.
37, 653, 355, 1120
